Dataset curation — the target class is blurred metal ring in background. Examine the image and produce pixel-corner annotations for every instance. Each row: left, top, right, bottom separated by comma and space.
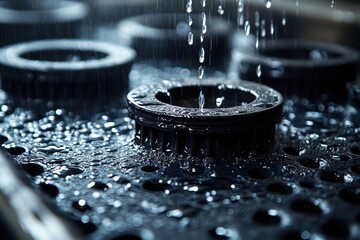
0, 0, 89, 46
0, 39, 136, 112
233, 40, 359, 102
116, 13, 234, 68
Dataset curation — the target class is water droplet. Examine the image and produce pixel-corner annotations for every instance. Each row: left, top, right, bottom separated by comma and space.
282, 13, 287, 26
87, 181, 110, 191
201, 12, 207, 34
237, 0, 244, 25
270, 20, 275, 36
38, 145, 69, 154
209, 226, 239, 239
199, 90, 205, 112
255, 11, 260, 28
186, 0, 192, 13
244, 21, 250, 36
53, 165, 84, 178
261, 20, 266, 37
256, 64, 262, 78
72, 199, 92, 212
198, 66, 204, 79
199, 47, 205, 63
188, 15, 193, 26
218, 5, 224, 15
202, 0, 206, 7
265, 0, 272, 8
216, 97, 224, 107
188, 32, 193, 45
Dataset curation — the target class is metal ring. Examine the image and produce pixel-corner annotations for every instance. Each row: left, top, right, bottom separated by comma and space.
0, 39, 136, 110
128, 78, 283, 158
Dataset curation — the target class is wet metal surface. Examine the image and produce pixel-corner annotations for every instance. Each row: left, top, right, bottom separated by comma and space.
1, 63, 360, 240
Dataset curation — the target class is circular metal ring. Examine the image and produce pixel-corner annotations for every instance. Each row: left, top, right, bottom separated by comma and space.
128, 78, 283, 158
0, 0, 89, 46
117, 13, 234, 67
0, 39, 136, 111
233, 40, 359, 102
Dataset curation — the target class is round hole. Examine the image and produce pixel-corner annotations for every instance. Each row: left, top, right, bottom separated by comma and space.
0, 134, 8, 144
299, 180, 322, 189
350, 146, 360, 155
339, 187, 360, 205
319, 170, 353, 184
39, 182, 59, 197
143, 179, 169, 192
113, 177, 131, 184
281, 230, 312, 240
253, 209, 282, 225
6, 146, 26, 155
290, 199, 323, 215
298, 157, 325, 169
20, 49, 108, 62
156, 86, 256, 109
21, 163, 44, 176
321, 219, 350, 239
351, 165, 360, 175
248, 168, 275, 180
283, 146, 306, 156
109, 229, 154, 240
87, 181, 110, 191
267, 182, 294, 195
141, 165, 159, 173
72, 199, 92, 212
261, 47, 340, 61
110, 235, 142, 240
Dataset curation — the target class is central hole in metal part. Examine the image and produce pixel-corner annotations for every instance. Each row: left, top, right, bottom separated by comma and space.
156, 86, 256, 108
3, 0, 66, 11
21, 49, 108, 62
261, 47, 341, 61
